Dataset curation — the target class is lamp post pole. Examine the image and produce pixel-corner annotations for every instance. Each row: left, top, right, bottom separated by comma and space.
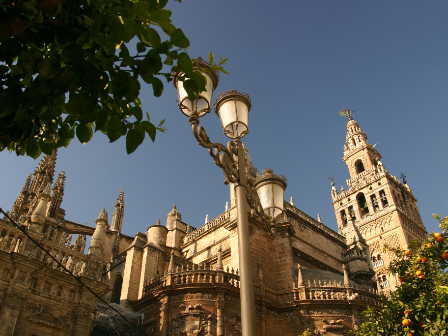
233, 139, 257, 336
174, 60, 275, 336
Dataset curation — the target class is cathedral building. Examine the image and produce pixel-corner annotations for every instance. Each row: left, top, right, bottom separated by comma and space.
0, 115, 427, 335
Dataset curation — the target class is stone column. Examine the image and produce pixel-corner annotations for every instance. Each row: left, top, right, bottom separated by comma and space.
216, 301, 224, 336
375, 192, 384, 210
161, 295, 170, 336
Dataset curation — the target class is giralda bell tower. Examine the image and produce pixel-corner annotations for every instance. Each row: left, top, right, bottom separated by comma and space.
330, 109, 427, 294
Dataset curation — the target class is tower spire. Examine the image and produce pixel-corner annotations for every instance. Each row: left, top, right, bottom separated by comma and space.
29, 150, 57, 194
345, 116, 368, 151
111, 188, 124, 232
47, 171, 66, 218
10, 174, 32, 221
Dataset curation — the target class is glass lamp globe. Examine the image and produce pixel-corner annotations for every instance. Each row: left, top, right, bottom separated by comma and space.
173, 57, 219, 117
213, 90, 251, 139
254, 168, 287, 219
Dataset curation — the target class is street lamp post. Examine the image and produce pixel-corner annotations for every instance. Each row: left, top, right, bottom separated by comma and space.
173, 58, 285, 336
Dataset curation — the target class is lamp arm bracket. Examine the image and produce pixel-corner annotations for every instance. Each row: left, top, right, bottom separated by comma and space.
189, 116, 239, 184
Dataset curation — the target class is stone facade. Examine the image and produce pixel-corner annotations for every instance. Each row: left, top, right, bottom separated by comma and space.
0, 116, 426, 335
0, 153, 109, 336
331, 116, 428, 295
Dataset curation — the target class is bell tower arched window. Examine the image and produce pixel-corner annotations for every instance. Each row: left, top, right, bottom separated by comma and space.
355, 159, 365, 174
357, 193, 369, 217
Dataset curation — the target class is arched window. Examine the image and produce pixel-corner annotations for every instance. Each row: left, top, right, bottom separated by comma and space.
379, 190, 388, 207
370, 194, 379, 212
356, 193, 369, 217
355, 160, 365, 174
110, 274, 123, 304
340, 210, 347, 226
348, 206, 356, 221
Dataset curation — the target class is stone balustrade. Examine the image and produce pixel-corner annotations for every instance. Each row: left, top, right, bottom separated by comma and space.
28, 241, 90, 277
373, 259, 384, 268
183, 211, 231, 244
379, 280, 390, 289
285, 203, 345, 243
292, 279, 378, 304
356, 204, 394, 228
0, 224, 25, 253
143, 264, 240, 296
0, 220, 94, 279
342, 248, 367, 263
346, 166, 377, 187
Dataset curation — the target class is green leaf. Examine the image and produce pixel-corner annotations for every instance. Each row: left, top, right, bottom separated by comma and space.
141, 121, 156, 142
130, 106, 142, 122
126, 126, 145, 154
106, 116, 127, 142
132, 2, 149, 14
152, 77, 163, 97
95, 109, 108, 132
191, 71, 207, 93
26, 139, 41, 159
148, 9, 172, 23
76, 124, 93, 144
160, 23, 176, 36
176, 52, 193, 78
170, 29, 190, 48
141, 27, 161, 48
183, 79, 198, 101
164, 56, 173, 65
209, 51, 214, 64
40, 141, 55, 155
125, 77, 141, 102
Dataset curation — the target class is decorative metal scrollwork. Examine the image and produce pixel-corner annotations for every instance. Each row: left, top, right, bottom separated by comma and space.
189, 115, 238, 185
188, 113, 274, 232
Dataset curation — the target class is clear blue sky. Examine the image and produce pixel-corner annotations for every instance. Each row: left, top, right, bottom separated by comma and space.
1, 1, 448, 238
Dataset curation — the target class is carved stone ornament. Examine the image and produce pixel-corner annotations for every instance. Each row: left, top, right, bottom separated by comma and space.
175, 304, 216, 336
28, 311, 64, 330
314, 319, 346, 335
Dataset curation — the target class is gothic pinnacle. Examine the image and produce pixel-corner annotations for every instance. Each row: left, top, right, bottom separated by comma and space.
96, 208, 108, 223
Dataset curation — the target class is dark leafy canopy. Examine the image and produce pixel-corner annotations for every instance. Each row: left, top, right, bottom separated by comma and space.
352, 215, 448, 336
0, 0, 227, 157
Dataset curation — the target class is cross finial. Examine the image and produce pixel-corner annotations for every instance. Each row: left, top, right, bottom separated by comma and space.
400, 172, 407, 184
338, 106, 356, 120
329, 174, 334, 185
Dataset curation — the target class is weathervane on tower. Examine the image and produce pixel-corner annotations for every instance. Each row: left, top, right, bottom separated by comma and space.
338, 106, 357, 120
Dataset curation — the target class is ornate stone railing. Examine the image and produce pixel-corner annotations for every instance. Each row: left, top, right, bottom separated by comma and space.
379, 280, 390, 289
0, 223, 25, 253
143, 264, 240, 296
292, 279, 378, 304
373, 259, 384, 268
0, 219, 97, 279
183, 211, 231, 244
285, 203, 345, 244
342, 248, 368, 263
346, 166, 377, 187
356, 204, 395, 228
332, 170, 386, 203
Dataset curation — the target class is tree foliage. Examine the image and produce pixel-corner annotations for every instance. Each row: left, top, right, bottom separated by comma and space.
352, 215, 448, 336
0, 0, 227, 157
